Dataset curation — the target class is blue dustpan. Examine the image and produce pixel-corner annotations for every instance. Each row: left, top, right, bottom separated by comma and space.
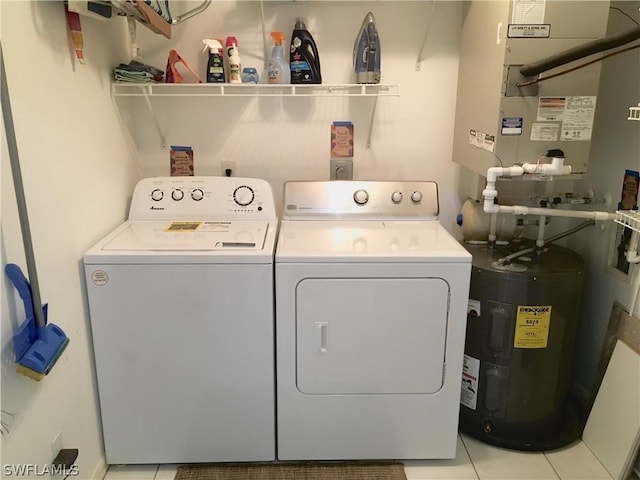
5, 264, 68, 378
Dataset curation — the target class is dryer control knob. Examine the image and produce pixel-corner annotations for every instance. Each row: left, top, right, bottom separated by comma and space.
353, 189, 369, 205
171, 189, 184, 201
151, 189, 164, 201
191, 188, 204, 201
391, 191, 403, 203
411, 191, 423, 203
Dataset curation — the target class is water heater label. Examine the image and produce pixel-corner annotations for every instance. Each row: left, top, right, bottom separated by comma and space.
514, 305, 552, 348
461, 354, 480, 410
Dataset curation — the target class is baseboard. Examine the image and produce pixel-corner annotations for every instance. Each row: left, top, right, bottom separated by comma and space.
91, 456, 108, 480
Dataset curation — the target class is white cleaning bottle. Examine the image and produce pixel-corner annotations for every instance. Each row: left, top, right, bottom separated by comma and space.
267, 31, 290, 84
225, 36, 242, 84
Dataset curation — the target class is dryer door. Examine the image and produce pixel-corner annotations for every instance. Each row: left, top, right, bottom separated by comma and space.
296, 277, 449, 394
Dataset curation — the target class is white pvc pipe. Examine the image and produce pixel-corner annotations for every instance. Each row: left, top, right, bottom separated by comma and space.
489, 212, 498, 243
481, 157, 616, 223
483, 165, 524, 214
537, 215, 547, 248
522, 156, 572, 176
494, 204, 617, 221
627, 230, 640, 264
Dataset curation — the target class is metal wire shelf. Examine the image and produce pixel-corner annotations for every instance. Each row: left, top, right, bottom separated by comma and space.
616, 210, 640, 233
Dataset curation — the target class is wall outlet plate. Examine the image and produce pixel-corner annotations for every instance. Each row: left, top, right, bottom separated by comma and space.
330, 159, 353, 180
221, 160, 235, 177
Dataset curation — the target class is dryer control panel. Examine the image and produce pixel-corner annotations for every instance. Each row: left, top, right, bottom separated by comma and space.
283, 181, 439, 220
128, 176, 276, 221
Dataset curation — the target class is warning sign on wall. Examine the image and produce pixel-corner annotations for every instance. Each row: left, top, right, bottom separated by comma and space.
514, 305, 552, 348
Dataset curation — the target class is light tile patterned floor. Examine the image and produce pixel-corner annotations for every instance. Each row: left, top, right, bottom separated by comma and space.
104, 436, 613, 480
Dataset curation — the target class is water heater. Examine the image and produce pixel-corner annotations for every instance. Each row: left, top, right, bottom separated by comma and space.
452, 1, 611, 177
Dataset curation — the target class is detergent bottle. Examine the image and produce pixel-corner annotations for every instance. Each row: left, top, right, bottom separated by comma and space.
289, 18, 321, 84
267, 32, 290, 84
225, 36, 242, 83
202, 38, 225, 83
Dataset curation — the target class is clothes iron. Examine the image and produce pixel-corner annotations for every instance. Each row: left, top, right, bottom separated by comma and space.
353, 12, 381, 84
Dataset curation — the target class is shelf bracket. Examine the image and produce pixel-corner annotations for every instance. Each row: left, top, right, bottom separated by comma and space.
143, 97, 166, 149
366, 96, 378, 150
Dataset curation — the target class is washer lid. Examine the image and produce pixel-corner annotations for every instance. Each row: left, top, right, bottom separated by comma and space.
103, 220, 269, 251
276, 220, 471, 263
84, 220, 275, 264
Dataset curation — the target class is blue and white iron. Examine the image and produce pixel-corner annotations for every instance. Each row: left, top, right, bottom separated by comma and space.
353, 12, 381, 84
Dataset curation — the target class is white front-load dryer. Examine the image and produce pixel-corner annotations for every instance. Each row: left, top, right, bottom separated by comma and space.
84, 176, 277, 464
275, 181, 471, 460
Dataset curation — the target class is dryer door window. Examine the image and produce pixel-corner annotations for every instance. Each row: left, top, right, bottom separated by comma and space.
295, 277, 449, 395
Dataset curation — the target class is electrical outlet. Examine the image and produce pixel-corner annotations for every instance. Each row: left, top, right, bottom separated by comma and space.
221, 160, 235, 177
51, 431, 63, 459
330, 159, 353, 180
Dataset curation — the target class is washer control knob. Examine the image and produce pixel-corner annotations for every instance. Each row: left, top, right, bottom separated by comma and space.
234, 185, 255, 206
151, 189, 164, 201
391, 191, 403, 203
171, 189, 184, 201
191, 188, 204, 201
353, 189, 369, 205
411, 191, 423, 203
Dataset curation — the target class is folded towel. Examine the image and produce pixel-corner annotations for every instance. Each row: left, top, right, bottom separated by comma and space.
114, 60, 164, 83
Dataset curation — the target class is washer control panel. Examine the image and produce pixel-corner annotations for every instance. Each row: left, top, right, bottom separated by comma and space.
129, 176, 276, 221
283, 181, 439, 219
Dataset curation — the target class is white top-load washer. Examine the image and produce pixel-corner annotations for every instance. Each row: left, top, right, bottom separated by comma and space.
275, 181, 472, 460
84, 176, 277, 464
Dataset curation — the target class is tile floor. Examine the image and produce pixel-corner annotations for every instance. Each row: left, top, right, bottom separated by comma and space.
103, 434, 615, 480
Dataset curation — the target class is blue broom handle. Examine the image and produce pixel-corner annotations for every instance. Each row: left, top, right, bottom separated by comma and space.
0, 43, 46, 329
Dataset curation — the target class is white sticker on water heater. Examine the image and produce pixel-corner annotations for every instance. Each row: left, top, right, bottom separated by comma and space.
461, 354, 480, 410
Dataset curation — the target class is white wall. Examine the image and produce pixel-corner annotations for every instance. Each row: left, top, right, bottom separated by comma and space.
567, 0, 640, 391
1, 2, 138, 478
0, 2, 463, 475
3, 0, 632, 474
126, 1, 465, 230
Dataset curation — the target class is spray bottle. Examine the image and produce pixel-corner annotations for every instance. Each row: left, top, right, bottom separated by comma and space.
267, 32, 290, 84
202, 38, 225, 83
225, 36, 242, 84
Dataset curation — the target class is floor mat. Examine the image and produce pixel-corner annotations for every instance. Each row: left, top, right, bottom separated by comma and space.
174, 462, 407, 480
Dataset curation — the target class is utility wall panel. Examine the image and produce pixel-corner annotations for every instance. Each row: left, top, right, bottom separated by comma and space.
452, 1, 611, 177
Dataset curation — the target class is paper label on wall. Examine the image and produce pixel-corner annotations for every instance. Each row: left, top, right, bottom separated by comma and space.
461, 354, 480, 410
512, 0, 546, 24
514, 305, 552, 348
468, 129, 496, 153
531, 122, 560, 141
